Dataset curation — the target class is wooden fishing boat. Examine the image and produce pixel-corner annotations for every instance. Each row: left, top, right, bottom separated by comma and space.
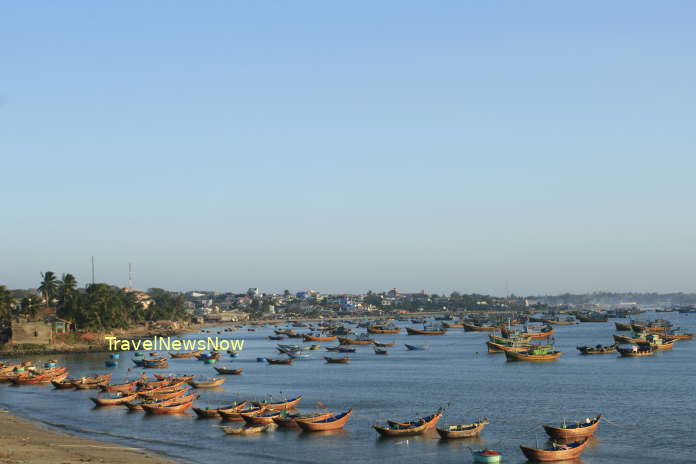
69, 373, 112, 389
374, 409, 443, 436
613, 334, 645, 344
169, 350, 201, 359
366, 325, 401, 334
504, 348, 562, 362
442, 322, 465, 328
541, 318, 576, 326
576, 313, 608, 323
463, 323, 500, 332
543, 415, 601, 439
214, 367, 244, 375
189, 377, 225, 388
219, 404, 265, 421
654, 338, 677, 350
52, 379, 77, 389
142, 357, 169, 369
614, 321, 632, 331
139, 380, 187, 394
406, 327, 447, 335
520, 437, 590, 461
631, 322, 671, 334
374, 348, 388, 355
324, 356, 350, 363
338, 336, 375, 345
11, 367, 69, 386
404, 343, 429, 351
153, 374, 194, 382
374, 341, 395, 347
99, 378, 141, 393
258, 395, 303, 411
302, 334, 337, 342
617, 343, 657, 357
195, 352, 221, 361
273, 411, 333, 428
436, 418, 488, 439
125, 393, 192, 411
522, 326, 556, 339
220, 424, 268, 435
193, 401, 248, 418
576, 344, 617, 355
296, 409, 352, 431
242, 410, 281, 425
486, 340, 532, 353
669, 332, 694, 340
142, 399, 194, 415
90, 392, 138, 406
139, 387, 189, 401
265, 358, 293, 365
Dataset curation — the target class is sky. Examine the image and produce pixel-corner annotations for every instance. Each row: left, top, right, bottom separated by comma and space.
1, 2, 695, 296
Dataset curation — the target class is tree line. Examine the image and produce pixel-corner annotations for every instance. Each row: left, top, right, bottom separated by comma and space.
0, 272, 189, 331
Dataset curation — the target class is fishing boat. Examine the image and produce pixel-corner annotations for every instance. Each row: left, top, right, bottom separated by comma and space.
90, 392, 138, 406
543, 415, 601, 439
219, 404, 265, 421
520, 437, 590, 461
631, 320, 672, 334
504, 346, 562, 362
576, 344, 617, 355
99, 378, 141, 393
265, 358, 293, 365
576, 313, 608, 323
668, 331, 694, 340
463, 322, 500, 332
257, 395, 303, 411
324, 356, 350, 363
153, 374, 194, 382
188, 377, 225, 388
141, 357, 169, 369
366, 325, 400, 334
471, 449, 502, 463
296, 409, 352, 431
404, 344, 429, 351
302, 333, 337, 342
169, 350, 201, 359
125, 392, 198, 411
442, 321, 465, 328
242, 409, 281, 425
195, 352, 221, 361
287, 352, 311, 360
268, 335, 285, 340
193, 401, 247, 418
142, 399, 194, 415
374, 341, 395, 347
338, 335, 375, 345
617, 343, 657, 357
406, 326, 447, 335
373, 409, 443, 436
614, 321, 632, 331
139, 387, 189, 401
436, 418, 489, 439
273, 411, 333, 428
374, 348, 388, 355
214, 366, 244, 375
220, 424, 268, 435
70, 373, 113, 389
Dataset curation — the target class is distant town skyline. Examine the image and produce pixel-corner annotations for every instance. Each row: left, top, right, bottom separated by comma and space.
2, 2, 695, 295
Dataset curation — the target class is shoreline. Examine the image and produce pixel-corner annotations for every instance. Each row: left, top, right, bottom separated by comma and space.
0, 408, 184, 464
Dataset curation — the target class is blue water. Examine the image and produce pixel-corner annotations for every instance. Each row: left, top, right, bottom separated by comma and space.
1, 311, 694, 464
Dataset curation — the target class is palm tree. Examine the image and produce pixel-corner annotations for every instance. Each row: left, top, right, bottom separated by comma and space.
38, 271, 58, 308
57, 274, 79, 330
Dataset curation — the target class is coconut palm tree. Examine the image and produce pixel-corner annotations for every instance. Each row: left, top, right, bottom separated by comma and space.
38, 271, 58, 308
0, 285, 15, 326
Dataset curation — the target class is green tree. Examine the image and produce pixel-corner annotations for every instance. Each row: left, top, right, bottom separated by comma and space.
38, 271, 58, 308
0, 285, 15, 326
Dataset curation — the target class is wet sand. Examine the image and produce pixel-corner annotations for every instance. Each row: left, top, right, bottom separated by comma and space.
0, 410, 181, 464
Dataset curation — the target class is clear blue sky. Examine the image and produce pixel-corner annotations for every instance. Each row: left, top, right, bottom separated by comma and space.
2, 2, 695, 295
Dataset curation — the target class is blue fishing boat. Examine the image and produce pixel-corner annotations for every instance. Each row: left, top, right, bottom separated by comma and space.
256, 357, 266, 362
105, 360, 118, 367
405, 344, 429, 351
133, 351, 143, 357
204, 358, 217, 364
109, 353, 120, 360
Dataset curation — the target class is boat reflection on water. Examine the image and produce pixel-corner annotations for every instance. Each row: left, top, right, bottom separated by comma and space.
436, 435, 486, 448
524, 459, 584, 464
297, 429, 350, 439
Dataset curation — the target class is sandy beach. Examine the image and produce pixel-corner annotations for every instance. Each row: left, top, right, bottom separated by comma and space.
0, 410, 180, 464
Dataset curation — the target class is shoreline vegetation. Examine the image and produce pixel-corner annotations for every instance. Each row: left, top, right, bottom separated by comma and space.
0, 409, 181, 464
